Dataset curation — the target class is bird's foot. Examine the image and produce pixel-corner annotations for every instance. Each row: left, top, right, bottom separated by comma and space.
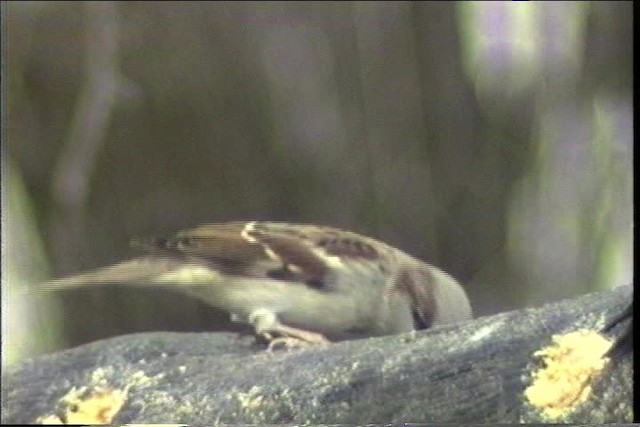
267, 336, 317, 351
249, 308, 331, 351
263, 325, 330, 351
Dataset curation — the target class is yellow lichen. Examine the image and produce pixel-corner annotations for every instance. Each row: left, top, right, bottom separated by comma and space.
36, 386, 126, 424
524, 329, 613, 419
32, 366, 163, 424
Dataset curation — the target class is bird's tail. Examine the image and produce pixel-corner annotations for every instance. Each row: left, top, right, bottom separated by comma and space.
39, 257, 186, 291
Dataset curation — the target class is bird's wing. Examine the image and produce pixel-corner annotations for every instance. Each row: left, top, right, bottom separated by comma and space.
150, 221, 393, 288
42, 221, 398, 292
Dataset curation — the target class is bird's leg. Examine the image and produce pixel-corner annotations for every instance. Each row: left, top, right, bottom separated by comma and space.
248, 309, 330, 350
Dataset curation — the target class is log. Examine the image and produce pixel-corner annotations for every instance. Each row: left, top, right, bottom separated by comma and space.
1, 284, 633, 424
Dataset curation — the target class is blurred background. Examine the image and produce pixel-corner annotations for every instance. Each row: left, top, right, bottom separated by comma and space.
2, 1, 632, 365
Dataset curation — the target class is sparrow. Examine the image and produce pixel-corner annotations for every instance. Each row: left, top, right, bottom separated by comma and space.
42, 221, 473, 348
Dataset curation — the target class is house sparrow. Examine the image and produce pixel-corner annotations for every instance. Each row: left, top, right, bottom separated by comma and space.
42, 221, 473, 347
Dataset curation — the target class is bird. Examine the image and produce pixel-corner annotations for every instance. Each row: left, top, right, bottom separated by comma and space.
41, 221, 473, 348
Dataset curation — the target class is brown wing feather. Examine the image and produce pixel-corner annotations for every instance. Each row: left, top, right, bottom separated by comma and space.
138, 222, 331, 283
251, 222, 382, 260
176, 223, 265, 262
248, 232, 328, 280
135, 223, 264, 265
132, 221, 395, 287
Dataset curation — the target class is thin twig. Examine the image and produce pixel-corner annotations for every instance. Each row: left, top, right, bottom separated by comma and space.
50, 1, 120, 270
